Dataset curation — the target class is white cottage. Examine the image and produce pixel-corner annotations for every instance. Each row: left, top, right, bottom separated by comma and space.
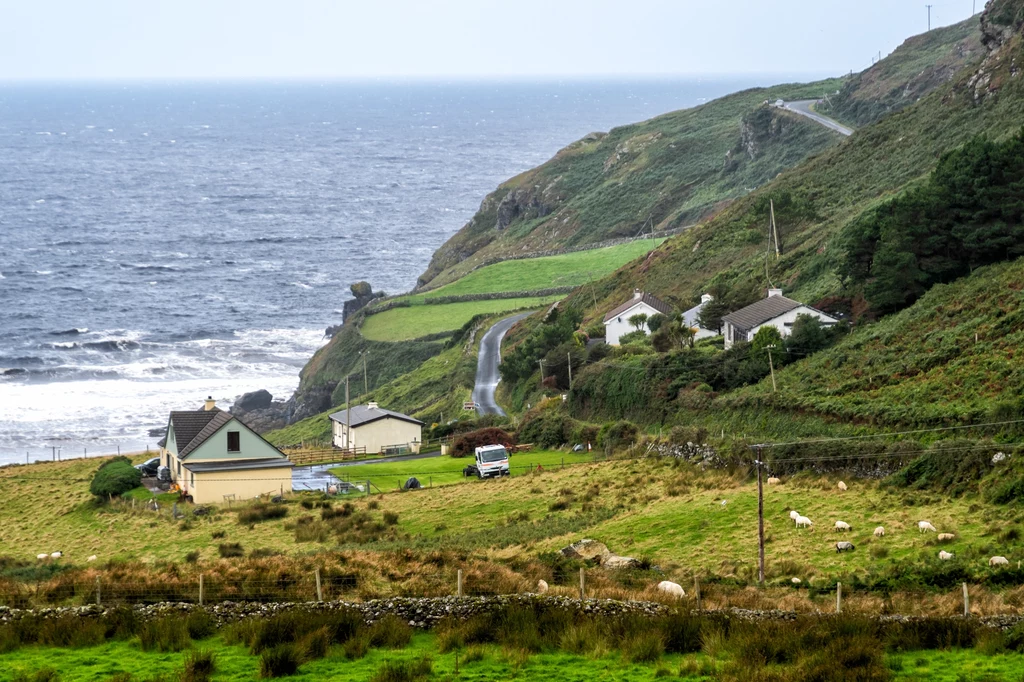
722, 288, 837, 349
681, 293, 719, 341
603, 290, 673, 345
329, 402, 424, 455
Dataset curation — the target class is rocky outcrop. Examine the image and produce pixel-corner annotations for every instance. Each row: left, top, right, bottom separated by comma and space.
340, 282, 386, 325
494, 184, 559, 230
234, 389, 273, 412
967, 0, 1024, 102
559, 539, 641, 569
736, 105, 795, 161
230, 390, 291, 434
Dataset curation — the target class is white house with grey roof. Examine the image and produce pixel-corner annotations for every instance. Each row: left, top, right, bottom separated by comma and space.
603, 290, 674, 345
159, 397, 293, 504
722, 288, 838, 349
329, 402, 423, 455
681, 293, 719, 341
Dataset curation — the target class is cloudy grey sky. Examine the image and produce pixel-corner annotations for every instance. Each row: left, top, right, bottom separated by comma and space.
0, 0, 979, 81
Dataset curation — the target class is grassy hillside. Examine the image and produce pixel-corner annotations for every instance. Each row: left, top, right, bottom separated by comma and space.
360, 295, 560, 342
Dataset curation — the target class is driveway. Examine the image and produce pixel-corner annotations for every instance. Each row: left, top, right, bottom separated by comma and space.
780, 100, 853, 137
472, 312, 532, 416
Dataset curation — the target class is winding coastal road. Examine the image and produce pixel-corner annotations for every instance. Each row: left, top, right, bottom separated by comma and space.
781, 100, 854, 137
472, 312, 531, 416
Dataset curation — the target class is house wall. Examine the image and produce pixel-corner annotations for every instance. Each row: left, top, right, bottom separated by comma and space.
333, 417, 422, 453
724, 307, 837, 349
188, 467, 292, 505
604, 302, 664, 345
166, 417, 287, 490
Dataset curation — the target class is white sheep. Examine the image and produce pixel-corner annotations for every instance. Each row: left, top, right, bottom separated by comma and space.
874, 526, 885, 537
836, 541, 855, 553
36, 553, 48, 561
937, 533, 956, 542
795, 515, 813, 529
656, 581, 686, 598
990, 556, 1010, 567
789, 510, 801, 521
87, 555, 98, 562
837, 481, 848, 491
767, 477, 781, 485
49, 551, 62, 559
918, 521, 937, 533
939, 550, 954, 561
791, 577, 802, 584
536, 579, 549, 594
834, 521, 851, 532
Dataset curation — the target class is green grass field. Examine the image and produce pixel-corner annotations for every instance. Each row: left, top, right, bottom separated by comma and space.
408, 240, 664, 301
360, 296, 560, 342
329, 450, 596, 493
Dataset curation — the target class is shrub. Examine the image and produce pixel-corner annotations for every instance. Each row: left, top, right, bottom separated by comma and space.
211, 530, 226, 539
237, 504, 288, 525
622, 630, 665, 663
298, 626, 331, 662
343, 635, 369, 660
184, 550, 200, 564
180, 649, 216, 682
186, 610, 216, 640
321, 503, 354, 520
452, 428, 516, 458
89, 460, 142, 499
218, 543, 244, 558
596, 420, 639, 450
383, 511, 399, 526
368, 657, 432, 682
369, 614, 412, 649
138, 617, 190, 652
259, 644, 300, 678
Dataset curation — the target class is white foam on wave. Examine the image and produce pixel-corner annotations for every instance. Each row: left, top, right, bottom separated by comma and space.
291, 282, 312, 290
35, 270, 52, 275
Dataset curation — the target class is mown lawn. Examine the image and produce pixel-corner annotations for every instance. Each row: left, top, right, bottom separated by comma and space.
408, 240, 664, 301
360, 296, 560, 341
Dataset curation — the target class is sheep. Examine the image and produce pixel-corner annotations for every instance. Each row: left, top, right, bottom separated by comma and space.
834, 521, 851, 532
838, 481, 848, 491
36, 553, 48, 561
874, 526, 885, 537
87, 555, 98, 563
939, 550, 954, 561
918, 521, 937, 533
791, 577, 802, 584
536, 579, 549, 594
990, 556, 1010, 567
49, 551, 62, 559
836, 541, 855, 553
795, 515, 813, 529
767, 477, 781, 485
656, 580, 686, 598
937, 533, 956, 542
789, 510, 801, 521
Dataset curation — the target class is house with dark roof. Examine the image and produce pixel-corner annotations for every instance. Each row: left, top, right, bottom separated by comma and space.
722, 289, 838, 349
603, 290, 673, 345
681, 293, 720, 341
160, 397, 293, 504
329, 401, 424, 455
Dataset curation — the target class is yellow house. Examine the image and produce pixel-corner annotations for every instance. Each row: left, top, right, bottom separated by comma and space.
329, 401, 423, 455
159, 397, 293, 504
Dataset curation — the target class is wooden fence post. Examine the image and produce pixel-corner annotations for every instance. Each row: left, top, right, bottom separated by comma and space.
694, 578, 701, 610
836, 582, 842, 614
95, 576, 101, 607
963, 583, 969, 617
199, 574, 204, 606
579, 567, 586, 600
315, 569, 323, 602
457, 569, 463, 598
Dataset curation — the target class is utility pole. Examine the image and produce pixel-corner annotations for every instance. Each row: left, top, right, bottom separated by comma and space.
754, 447, 766, 585
586, 272, 599, 310
769, 200, 780, 259
345, 376, 351, 453
926, 4, 933, 31
567, 352, 573, 390
766, 345, 778, 393
361, 352, 368, 394
538, 359, 545, 387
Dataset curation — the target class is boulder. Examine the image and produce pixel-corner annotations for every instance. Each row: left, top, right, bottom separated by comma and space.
602, 555, 641, 570
560, 539, 610, 562
234, 389, 273, 412
341, 282, 386, 322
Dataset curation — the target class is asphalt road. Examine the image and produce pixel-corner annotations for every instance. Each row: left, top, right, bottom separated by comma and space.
781, 100, 854, 137
472, 312, 532, 416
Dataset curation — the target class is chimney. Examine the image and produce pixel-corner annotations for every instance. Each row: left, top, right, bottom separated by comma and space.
367, 401, 378, 410
633, 289, 642, 300
701, 293, 713, 304
203, 396, 216, 411
767, 288, 783, 298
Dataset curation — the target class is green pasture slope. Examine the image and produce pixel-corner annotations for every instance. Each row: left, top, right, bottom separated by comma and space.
360, 295, 560, 342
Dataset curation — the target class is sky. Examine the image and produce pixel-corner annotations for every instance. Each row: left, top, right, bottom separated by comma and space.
0, 0, 981, 81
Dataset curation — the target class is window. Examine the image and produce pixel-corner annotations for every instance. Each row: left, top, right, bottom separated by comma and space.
227, 431, 240, 452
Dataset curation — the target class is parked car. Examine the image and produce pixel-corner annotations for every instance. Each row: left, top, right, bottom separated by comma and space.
135, 457, 160, 477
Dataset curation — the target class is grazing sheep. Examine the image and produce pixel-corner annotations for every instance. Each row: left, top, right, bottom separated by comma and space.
791, 577, 802, 584
836, 541, 855, 553
720, 500, 728, 506
767, 477, 781, 485
656, 581, 686, 598
36, 553, 48, 561
838, 481, 848, 491
87, 555, 98, 562
49, 551, 62, 559
937, 533, 955, 542
874, 526, 885, 537
834, 521, 851, 532
795, 515, 813, 529
918, 521, 937, 533
990, 556, 1010, 567
536, 579, 549, 594
789, 510, 801, 521
939, 550, 954, 561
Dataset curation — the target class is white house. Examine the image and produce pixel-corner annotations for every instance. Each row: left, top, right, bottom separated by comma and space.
722, 288, 838, 349
159, 397, 294, 504
329, 402, 424, 455
681, 293, 719, 341
603, 290, 673, 345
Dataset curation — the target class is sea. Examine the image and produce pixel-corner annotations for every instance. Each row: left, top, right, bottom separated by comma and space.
0, 77, 804, 464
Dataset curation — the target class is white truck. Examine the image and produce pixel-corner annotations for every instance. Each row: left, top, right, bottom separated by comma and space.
462, 444, 510, 479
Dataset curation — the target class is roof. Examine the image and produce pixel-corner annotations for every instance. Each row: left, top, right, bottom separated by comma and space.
329, 404, 424, 428
722, 295, 831, 331
603, 292, 673, 323
168, 408, 224, 455
681, 301, 706, 329
182, 458, 294, 473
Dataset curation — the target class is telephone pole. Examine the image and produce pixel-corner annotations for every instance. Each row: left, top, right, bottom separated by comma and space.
345, 376, 351, 453
753, 447, 766, 585
766, 345, 778, 393
361, 352, 368, 394
538, 359, 545, 387
926, 4, 933, 31
567, 352, 573, 390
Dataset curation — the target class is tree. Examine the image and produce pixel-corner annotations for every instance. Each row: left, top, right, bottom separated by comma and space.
786, 314, 832, 355
628, 313, 649, 332
751, 325, 784, 355
646, 313, 667, 333
696, 298, 729, 334
90, 458, 142, 499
